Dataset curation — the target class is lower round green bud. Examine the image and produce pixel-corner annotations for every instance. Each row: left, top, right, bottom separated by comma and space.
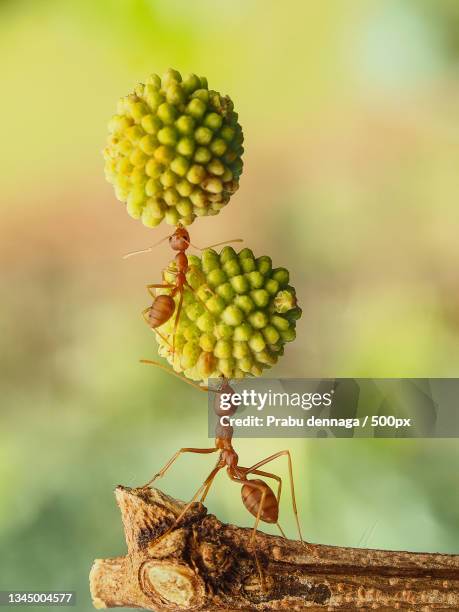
149, 246, 301, 382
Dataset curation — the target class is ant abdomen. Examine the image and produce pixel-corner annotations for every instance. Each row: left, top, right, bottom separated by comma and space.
147, 294, 175, 328
241, 479, 278, 524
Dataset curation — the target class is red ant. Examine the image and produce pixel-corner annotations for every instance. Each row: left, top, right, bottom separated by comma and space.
124, 226, 242, 360
139, 374, 307, 587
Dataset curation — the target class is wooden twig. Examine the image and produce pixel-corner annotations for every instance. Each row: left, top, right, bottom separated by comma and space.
90, 486, 459, 611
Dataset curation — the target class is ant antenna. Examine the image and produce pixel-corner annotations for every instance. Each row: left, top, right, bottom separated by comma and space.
140, 358, 210, 392
190, 238, 243, 251
123, 234, 170, 259
140, 359, 229, 395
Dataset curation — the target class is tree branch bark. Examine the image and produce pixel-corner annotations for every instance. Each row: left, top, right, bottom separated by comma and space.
90, 486, 459, 611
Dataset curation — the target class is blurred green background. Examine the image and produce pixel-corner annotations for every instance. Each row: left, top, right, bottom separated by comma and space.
1, 0, 459, 609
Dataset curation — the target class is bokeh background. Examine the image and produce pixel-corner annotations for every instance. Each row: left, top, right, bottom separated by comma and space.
1, 0, 459, 609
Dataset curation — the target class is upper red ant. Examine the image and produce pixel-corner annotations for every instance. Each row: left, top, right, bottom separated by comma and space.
124, 226, 242, 360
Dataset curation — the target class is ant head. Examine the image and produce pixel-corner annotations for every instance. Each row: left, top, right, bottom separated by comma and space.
169, 226, 190, 251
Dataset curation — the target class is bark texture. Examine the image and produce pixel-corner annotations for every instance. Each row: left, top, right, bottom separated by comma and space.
90, 486, 459, 611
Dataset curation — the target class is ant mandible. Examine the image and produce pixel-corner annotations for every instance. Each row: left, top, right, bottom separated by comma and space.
124, 225, 242, 359
139, 376, 307, 587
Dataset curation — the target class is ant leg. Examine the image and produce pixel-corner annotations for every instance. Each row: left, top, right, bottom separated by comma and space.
141, 309, 173, 349
171, 289, 184, 367
141, 447, 218, 488
228, 473, 267, 589
239, 466, 286, 541
146, 282, 174, 299
187, 266, 216, 297
154, 465, 222, 544
184, 281, 214, 314
246, 468, 282, 505
200, 463, 222, 502
245, 450, 305, 546
140, 359, 211, 391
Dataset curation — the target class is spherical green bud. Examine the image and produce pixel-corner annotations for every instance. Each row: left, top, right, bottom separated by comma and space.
199, 333, 216, 352
187, 164, 206, 184
176, 198, 193, 217
182, 73, 201, 94
216, 282, 235, 302
234, 295, 255, 314
272, 267, 289, 286
201, 249, 219, 271
181, 341, 200, 368
265, 278, 279, 295
233, 322, 253, 341
154, 145, 174, 164
162, 68, 182, 86
160, 169, 176, 188
141, 114, 162, 134
202, 177, 223, 194
220, 125, 235, 142
106, 68, 243, 226
257, 255, 272, 275
207, 158, 225, 176
222, 305, 244, 326
270, 314, 290, 331
204, 112, 223, 131
145, 158, 162, 178
251, 289, 270, 308
207, 268, 227, 288
214, 339, 232, 359
231, 274, 250, 294
262, 325, 280, 345
216, 322, 233, 339
176, 180, 193, 197
157, 102, 177, 125
170, 156, 190, 177
187, 98, 206, 119
191, 88, 209, 103
240, 257, 256, 273
175, 115, 195, 136
210, 138, 227, 156
196, 312, 214, 332
186, 302, 204, 321
164, 207, 180, 225
194, 147, 212, 164
249, 332, 266, 353
218, 358, 235, 379
166, 84, 185, 105
206, 295, 225, 315
175, 137, 194, 157
233, 341, 250, 359
280, 328, 296, 342
248, 311, 269, 329
163, 188, 180, 207
246, 271, 264, 289
223, 258, 241, 277
158, 126, 178, 146
145, 179, 162, 196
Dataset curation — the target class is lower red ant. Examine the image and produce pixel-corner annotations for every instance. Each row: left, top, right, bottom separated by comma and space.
139, 373, 308, 587
124, 226, 242, 360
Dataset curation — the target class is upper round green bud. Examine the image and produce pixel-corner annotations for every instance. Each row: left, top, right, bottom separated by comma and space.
104, 68, 244, 227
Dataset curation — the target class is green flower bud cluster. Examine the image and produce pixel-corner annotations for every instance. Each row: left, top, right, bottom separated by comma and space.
152, 247, 302, 382
104, 68, 244, 227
